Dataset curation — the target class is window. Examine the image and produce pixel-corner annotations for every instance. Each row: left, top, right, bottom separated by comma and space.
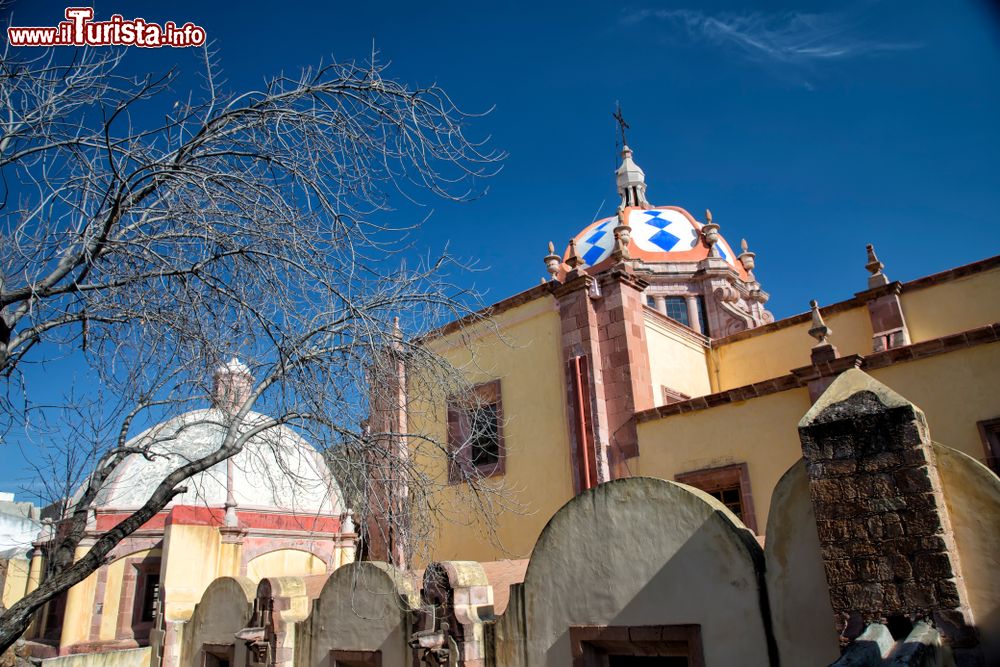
609, 658, 687, 666
695, 295, 709, 336
570, 625, 703, 667
664, 297, 690, 328
676, 463, 757, 533
202, 645, 234, 667
661, 386, 690, 406
447, 380, 504, 482
332, 650, 382, 667
711, 487, 743, 518
118, 555, 162, 643
978, 417, 1000, 476
139, 572, 160, 622
646, 295, 656, 308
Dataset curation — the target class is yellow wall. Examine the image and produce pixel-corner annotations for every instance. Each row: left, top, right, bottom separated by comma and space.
160, 524, 221, 623
413, 294, 574, 563
636, 340, 1000, 533
1, 558, 30, 609
60, 545, 99, 648
644, 311, 712, 402
635, 388, 813, 533
868, 342, 1000, 464
410, 263, 999, 559
98, 548, 162, 642
711, 264, 1000, 393
245, 549, 325, 581
712, 305, 873, 391
901, 265, 1000, 342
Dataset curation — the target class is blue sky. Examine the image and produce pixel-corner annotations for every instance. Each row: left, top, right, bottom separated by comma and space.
2, 0, 999, 492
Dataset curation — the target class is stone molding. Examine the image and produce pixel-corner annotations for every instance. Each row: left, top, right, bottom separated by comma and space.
636, 323, 1000, 423
713, 254, 1000, 346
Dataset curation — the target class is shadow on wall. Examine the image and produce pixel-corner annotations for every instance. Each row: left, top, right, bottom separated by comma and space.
764, 459, 841, 666
179, 576, 256, 667
510, 477, 779, 667
292, 561, 418, 667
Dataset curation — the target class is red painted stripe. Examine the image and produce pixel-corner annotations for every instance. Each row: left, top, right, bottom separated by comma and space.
95, 506, 340, 533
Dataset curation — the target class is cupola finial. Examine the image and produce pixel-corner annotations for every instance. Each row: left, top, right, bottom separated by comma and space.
212, 357, 253, 413
613, 106, 650, 210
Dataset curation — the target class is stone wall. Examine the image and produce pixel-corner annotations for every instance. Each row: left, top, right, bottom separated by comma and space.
798, 369, 975, 650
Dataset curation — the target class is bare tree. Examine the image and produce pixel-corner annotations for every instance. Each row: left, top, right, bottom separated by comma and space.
0, 41, 511, 653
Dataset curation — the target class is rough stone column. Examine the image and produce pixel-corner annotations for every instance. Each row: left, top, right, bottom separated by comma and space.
797, 369, 976, 652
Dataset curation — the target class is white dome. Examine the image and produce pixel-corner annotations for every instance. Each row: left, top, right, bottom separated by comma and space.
87, 408, 342, 515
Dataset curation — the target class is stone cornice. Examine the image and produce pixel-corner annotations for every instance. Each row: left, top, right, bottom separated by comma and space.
711, 254, 1000, 346
418, 282, 555, 342
636, 322, 1000, 423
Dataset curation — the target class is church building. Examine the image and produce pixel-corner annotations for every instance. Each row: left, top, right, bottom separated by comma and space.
1, 139, 997, 667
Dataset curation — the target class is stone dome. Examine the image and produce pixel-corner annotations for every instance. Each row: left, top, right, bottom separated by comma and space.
565, 206, 748, 279
85, 408, 342, 515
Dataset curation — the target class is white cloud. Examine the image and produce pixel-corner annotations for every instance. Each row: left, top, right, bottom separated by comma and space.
623, 9, 920, 67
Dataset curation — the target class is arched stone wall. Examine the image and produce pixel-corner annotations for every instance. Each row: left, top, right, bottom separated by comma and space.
505, 477, 777, 667
763, 459, 840, 666
179, 576, 256, 667
935, 443, 1000, 664
299, 561, 419, 667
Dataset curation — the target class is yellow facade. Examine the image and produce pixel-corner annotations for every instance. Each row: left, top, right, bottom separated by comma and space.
411, 293, 574, 563
902, 264, 1000, 341
245, 549, 325, 581
635, 387, 813, 531
711, 305, 874, 391
644, 310, 713, 402
711, 262, 1000, 393
413, 257, 1000, 563
1, 558, 30, 610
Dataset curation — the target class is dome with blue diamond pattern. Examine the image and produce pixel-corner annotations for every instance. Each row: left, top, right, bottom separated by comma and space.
565, 206, 747, 279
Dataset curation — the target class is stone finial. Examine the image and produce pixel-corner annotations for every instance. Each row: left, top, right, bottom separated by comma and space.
543, 241, 562, 280
341, 509, 356, 534
737, 238, 756, 279
616, 145, 650, 210
865, 244, 890, 289
390, 316, 405, 352
702, 209, 721, 258
212, 357, 253, 413
565, 238, 584, 270
612, 213, 633, 260
808, 300, 831, 345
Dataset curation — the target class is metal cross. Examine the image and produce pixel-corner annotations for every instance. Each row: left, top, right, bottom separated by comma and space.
613, 102, 630, 147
